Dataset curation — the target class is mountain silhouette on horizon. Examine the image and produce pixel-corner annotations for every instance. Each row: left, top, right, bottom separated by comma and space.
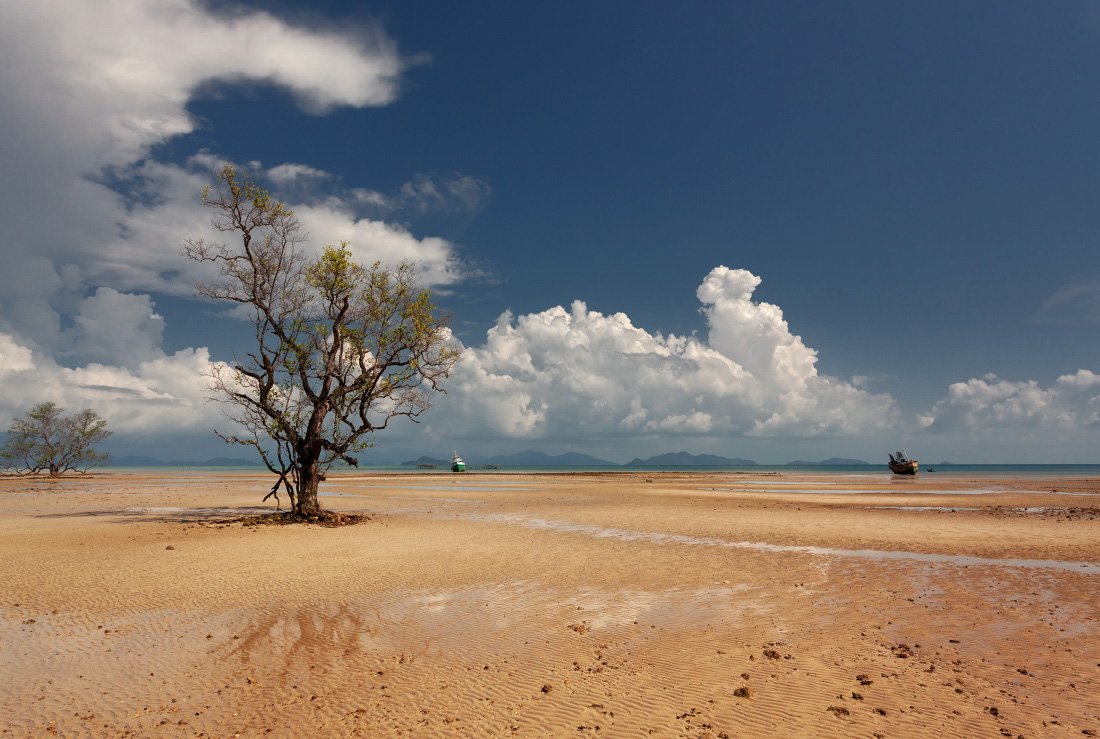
111, 455, 264, 467
624, 451, 756, 466
399, 455, 452, 467
784, 457, 871, 466
401, 450, 616, 467
484, 450, 615, 466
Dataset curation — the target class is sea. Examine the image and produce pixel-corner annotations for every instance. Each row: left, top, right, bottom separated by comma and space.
106, 463, 1100, 478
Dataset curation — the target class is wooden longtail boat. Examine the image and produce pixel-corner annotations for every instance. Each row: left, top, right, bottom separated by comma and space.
888, 450, 918, 475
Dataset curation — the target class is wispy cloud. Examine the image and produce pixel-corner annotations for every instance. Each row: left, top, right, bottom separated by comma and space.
352, 173, 493, 218
1029, 275, 1100, 325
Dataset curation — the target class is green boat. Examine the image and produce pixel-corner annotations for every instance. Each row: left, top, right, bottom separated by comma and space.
451, 451, 466, 473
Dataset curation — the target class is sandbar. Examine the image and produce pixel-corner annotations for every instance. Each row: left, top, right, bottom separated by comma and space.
1, 470, 1098, 737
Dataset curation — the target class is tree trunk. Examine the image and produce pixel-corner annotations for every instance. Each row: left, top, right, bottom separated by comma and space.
48, 464, 60, 478
295, 453, 324, 517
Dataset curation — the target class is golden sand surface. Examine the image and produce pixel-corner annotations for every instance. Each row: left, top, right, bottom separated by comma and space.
1, 470, 1098, 738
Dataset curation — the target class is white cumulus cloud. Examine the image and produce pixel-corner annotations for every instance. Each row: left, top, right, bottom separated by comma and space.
0, 332, 223, 434
434, 267, 898, 442
919, 370, 1100, 432
0, 0, 465, 358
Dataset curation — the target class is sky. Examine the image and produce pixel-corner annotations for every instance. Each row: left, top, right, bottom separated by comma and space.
1, 0, 1099, 464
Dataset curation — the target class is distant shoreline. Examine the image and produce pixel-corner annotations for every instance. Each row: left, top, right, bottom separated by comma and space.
101, 462, 1100, 477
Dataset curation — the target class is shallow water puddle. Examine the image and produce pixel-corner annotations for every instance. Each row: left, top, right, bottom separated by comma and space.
451, 512, 1100, 574
859, 506, 981, 511
13, 477, 273, 487
732, 480, 844, 485
230, 581, 767, 665
320, 492, 481, 504
860, 505, 1089, 513
325, 483, 538, 492
704, 487, 1059, 495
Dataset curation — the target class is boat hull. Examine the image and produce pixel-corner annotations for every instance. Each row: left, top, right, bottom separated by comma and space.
889, 460, 919, 475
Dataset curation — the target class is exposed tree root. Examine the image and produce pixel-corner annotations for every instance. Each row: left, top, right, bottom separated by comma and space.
212, 510, 371, 528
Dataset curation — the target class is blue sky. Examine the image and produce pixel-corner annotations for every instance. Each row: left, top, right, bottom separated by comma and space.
1, 1, 1098, 463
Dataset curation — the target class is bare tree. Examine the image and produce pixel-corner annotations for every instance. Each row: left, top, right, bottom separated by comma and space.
1, 402, 112, 477
182, 165, 461, 518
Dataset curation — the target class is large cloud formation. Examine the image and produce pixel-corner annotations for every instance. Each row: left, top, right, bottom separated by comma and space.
0, 332, 222, 434
105, 155, 470, 299
439, 267, 899, 441
0, 266, 895, 447
919, 370, 1100, 432
0, 2, 900, 452
0, 265, 899, 448
6, 2, 1095, 460
0, 0, 466, 359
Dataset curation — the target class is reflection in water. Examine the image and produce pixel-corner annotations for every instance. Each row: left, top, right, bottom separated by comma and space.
233, 602, 373, 667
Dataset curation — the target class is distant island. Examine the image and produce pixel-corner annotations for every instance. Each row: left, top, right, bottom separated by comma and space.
400, 455, 453, 468
484, 450, 617, 466
625, 451, 757, 466
402, 449, 761, 467
396, 450, 897, 468
115, 450, 873, 469
401, 450, 617, 467
111, 455, 265, 467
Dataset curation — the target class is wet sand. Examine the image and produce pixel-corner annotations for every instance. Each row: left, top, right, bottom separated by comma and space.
1, 470, 1098, 737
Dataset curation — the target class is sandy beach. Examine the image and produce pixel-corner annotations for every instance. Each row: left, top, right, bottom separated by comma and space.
1, 470, 1098, 737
